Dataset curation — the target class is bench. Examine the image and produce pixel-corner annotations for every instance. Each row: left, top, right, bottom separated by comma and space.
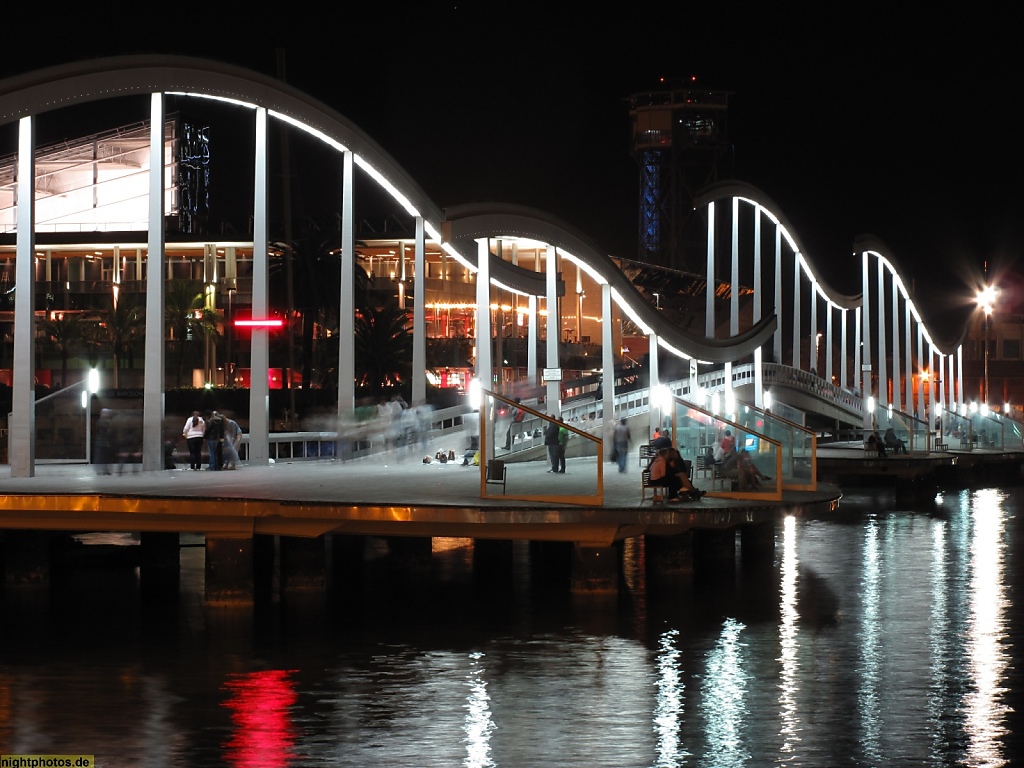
641, 469, 666, 504
934, 441, 948, 451
638, 443, 655, 467
485, 459, 506, 494
694, 454, 716, 480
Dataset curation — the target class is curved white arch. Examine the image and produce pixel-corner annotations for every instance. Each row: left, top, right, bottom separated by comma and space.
0, 54, 447, 242
443, 203, 777, 364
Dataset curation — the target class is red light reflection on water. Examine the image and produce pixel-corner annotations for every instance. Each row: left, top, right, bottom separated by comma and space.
222, 669, 298, 768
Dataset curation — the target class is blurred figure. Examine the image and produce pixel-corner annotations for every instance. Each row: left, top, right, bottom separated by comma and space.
222, 414, 243, 469
94, 408, 114, 475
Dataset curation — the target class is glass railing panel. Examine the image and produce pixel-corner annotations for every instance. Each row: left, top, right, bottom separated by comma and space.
942, 412, 974, 449
729, 402, 815, 489
970, 413, 1005, 450
479, 389, 602, 505
669, 398, 782, 501
874, 406, 930, 454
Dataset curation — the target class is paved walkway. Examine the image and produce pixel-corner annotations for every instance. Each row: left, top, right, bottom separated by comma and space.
0, 446, 840, 513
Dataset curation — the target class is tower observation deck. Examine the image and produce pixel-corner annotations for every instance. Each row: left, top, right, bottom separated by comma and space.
628, 85, 732, 271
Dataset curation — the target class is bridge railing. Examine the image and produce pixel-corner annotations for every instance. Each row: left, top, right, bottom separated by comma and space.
762, 362, 864, 414
668, 397, 783, 501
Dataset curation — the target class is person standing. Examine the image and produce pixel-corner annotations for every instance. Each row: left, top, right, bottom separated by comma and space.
204, 410, 225, 470
544, 417, 561, 473
613, 418, 631, 474
556, 417, 569, 473
182, 410, 205, 471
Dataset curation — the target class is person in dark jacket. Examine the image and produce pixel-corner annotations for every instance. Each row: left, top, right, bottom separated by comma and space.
544, 418, 560, 473
204, 410, 225, 470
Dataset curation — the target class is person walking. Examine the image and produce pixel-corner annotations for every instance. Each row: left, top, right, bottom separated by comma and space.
613, 418, 631, 474
182, 410, 206, 470
504, 397, 525, 450
544, 417, 561, 473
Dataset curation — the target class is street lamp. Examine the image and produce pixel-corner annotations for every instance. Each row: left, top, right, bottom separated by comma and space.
977, 285, 996, 404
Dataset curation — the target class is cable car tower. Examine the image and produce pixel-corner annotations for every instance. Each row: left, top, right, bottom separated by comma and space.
628, 81, 732, 271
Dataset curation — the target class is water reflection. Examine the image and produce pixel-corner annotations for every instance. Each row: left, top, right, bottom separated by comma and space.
222, 670, 298, 768
778, 515, 800, 756
858, 519, 882, 765
701, 618, 749, 766
0, 488, 1020, 766
463, 652, 495, 768
963, 489, 1011, 767
653, 628, 685, 767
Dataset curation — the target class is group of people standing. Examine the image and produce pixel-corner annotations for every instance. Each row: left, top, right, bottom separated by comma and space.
182, 410, 242, 471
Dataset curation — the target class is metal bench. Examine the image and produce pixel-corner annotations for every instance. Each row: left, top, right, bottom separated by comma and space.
638, 443, 656, 467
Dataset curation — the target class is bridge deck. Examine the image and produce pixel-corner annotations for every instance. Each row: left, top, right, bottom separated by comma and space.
0, 453, 842, 546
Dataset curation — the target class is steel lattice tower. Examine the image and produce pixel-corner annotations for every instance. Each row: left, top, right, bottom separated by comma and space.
628, 85, 732, 270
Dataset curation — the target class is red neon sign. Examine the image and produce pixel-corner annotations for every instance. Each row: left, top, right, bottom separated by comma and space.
234, 319, 284, 328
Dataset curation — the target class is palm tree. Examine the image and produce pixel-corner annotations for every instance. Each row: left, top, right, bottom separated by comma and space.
39, 313, 90, 388
354, 302, 412, 398
165, 280, 208, 387
91, 293, 144, 389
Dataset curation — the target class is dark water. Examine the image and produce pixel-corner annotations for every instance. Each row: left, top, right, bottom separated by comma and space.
1, 486, 1022, 767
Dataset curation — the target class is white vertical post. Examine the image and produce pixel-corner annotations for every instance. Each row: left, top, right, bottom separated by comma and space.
338, 150, 355, 422
826, 303, 834, 383
11, 116, 35, 477
753, 205, 763, 408
809, 284, 818, 374
248, 107, 270, 466
921, 325, 929, 421
773, 227, 783, 364
705, 201, 715, 338
601, 283, 614, 423
143, 92, 166, 471
861, 252, 872, 433
950, 346, 958, 411
891, 277, 901, 411
730, 198, 739, 337
649, 332, 660, 437
545, 244, 559, 413
478, 239, 493, 392
841, 308, 848, 388
792, 255, 801, 369
527, 294, 537, 386
904, 300, 912, 414
877, 259, 887, 405
412, 216, 426, 405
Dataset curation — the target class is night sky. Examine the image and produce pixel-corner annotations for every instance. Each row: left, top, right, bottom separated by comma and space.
3, 9, 1021, 340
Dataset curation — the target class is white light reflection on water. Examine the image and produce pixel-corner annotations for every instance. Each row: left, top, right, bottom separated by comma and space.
653, 628, 686, 767
963, 489, 1011, 768
463, 651, 495, 768
858, 518, 882, 765
701, 618, 749, 767
778, 515, 800, 757
928, 516, 950, 762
